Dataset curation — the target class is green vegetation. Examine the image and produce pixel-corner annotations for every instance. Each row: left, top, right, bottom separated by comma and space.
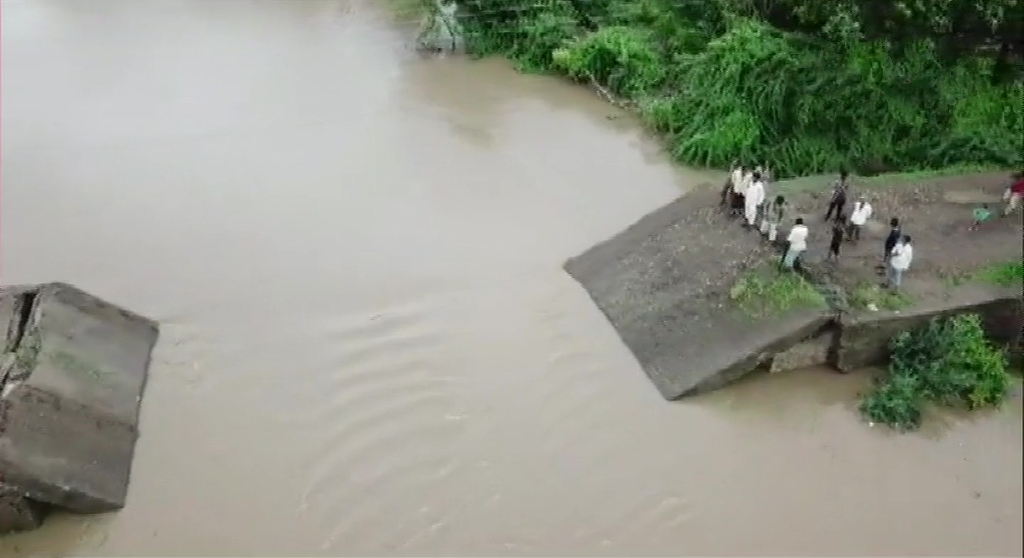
861, 313, 1013, 431
849, 282, 913, 312
945, 260, 1024, 287
974, 260, 1024, 287
772, 165, 1001, 195
729, 267, 826, 318
446, 0, 1023, 178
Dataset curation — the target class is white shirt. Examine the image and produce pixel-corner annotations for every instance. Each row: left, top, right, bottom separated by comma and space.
731, 168, 744, 190
890, 243, 914, 270
787, 224, 809, 251
849, 201, 873, 225
746, 180, 765, 207
735, 172, 752, 195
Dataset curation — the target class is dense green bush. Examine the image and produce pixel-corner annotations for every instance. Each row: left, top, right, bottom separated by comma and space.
552, 26, 665, 96
448, 0, 1024, 178
860, 313, 1013, 431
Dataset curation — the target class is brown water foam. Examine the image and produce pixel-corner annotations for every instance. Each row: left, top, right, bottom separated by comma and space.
1, 0, 1021, 555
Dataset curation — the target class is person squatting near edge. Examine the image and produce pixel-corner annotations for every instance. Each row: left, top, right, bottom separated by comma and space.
780, 217, 808, 270
970, 203, 993, 231
825, 169, 850, 222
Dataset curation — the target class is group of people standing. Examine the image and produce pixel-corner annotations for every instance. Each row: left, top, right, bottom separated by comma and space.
722, 163, 785, 241
721, 166, 915, 291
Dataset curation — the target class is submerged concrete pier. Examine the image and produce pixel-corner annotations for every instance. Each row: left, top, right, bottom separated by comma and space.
0, 283, 158, 535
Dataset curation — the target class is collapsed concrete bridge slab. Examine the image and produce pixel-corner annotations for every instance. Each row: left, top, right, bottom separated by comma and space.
563, 193, 832, 400
0, 283, 158, 535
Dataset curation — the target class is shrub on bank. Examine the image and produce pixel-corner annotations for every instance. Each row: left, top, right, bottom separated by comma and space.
449, 0, 1024, 178
860, 313, 1013, 431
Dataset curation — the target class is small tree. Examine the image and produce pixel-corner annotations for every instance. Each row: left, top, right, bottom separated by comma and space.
861, 313, 1012, 431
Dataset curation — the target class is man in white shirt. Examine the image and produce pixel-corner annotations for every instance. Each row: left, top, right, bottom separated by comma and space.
781, 217, 808, 270
745, 171, 766, 228
886, 235, 913, 290
847, 196, 872, 241
722, 163, 746, 217
732, 165, 751, 218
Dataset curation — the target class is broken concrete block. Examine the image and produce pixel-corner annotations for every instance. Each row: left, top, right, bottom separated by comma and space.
836, 285, 1021, 372
0, 283, 159, 514
0, 483, 50, 535
769, 327, 837, 373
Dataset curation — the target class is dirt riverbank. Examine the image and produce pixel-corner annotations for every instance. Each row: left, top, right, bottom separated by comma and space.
772, 171, 1023, 308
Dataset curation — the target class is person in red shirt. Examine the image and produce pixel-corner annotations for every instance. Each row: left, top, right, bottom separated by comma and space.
1004, 172, 1024, 216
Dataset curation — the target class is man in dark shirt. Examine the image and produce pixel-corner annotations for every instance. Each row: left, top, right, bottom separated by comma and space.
825, 170, 850, 222
828, 217, 845, 261
877, 217, 902, 272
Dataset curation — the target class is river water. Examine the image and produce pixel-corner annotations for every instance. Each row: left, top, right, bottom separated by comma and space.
1, 0, 1021, 555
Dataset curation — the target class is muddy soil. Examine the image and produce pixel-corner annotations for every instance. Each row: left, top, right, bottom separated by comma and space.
653, 171, 1021, 324
778, 172, 1023, 304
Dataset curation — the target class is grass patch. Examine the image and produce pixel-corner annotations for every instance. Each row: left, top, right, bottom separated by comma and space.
974, 261, 1024, 287
848, 282, 914, 312
729, 267, 827, 318
860, 313, 1013, 432
945, 260, 1024, 288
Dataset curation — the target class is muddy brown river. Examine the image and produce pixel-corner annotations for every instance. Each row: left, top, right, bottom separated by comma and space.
1, 0, 1021, 555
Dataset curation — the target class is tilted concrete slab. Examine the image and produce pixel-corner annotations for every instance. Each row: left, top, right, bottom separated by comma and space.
0, 283, 159, 515
564, 195, 831, 399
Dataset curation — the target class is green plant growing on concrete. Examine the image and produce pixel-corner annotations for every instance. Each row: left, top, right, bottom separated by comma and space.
860, 313, 1012, 431
729, 268, 826, 318
849, 282, 913, 312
